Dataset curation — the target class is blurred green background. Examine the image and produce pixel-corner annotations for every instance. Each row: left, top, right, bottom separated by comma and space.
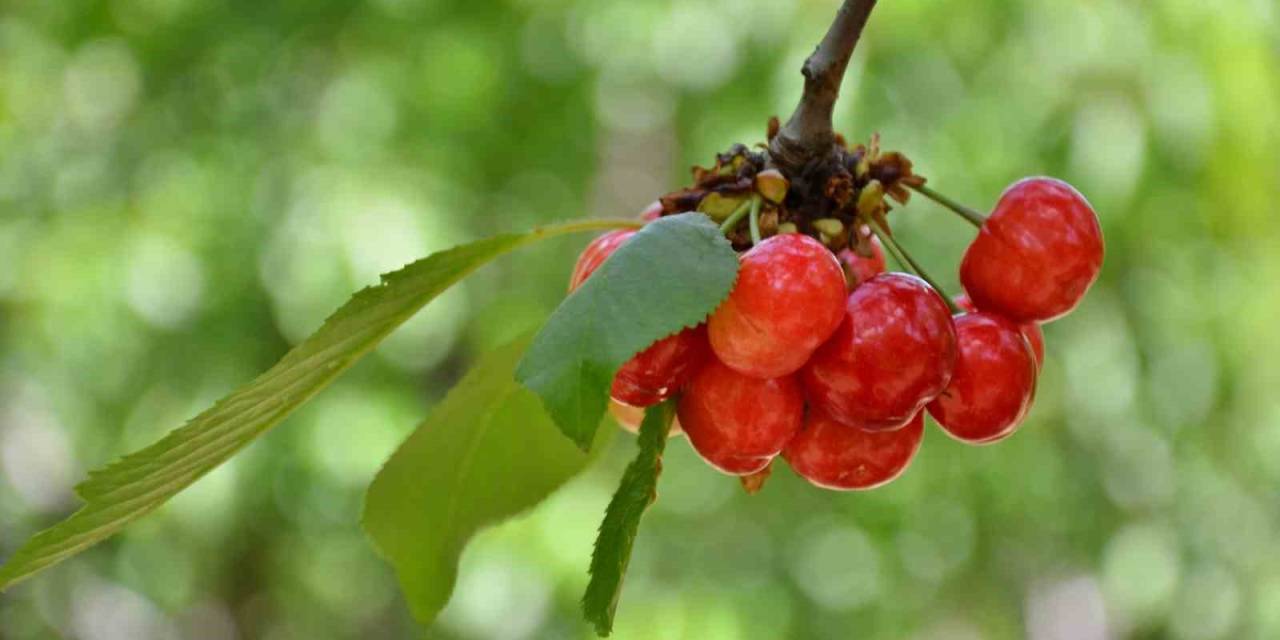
2, 0, 1278, 638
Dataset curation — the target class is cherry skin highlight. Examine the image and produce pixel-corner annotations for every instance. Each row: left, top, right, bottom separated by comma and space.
638, 200, 663, 221
678, 359, 804, 475
960, 177, 1104, 323
927, 311, 1038, 444
570, 230, 708, 407
802, 273, 957, 431
784, 409, 924, 490
708, 233, 847, 379
954, 294, 1044, 368
836, 236, 886, 290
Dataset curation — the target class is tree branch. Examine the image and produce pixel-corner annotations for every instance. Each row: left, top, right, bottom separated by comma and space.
769, 0, 877, 173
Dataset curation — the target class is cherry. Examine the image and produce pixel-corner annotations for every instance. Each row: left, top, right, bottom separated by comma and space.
678, 359, 804, 475
960, 177, 1104, 323
639, 200, 663, 221
836, 235, 886, 290
570, 230, 708, 407
927, 311, 1037, 444
568, 229, 636, 292
609, 325, 709, 406
802, 273, 957, 431
708, 233, 846, 379
954, 294, 1044, 368
784, 408, 924, 490
609, 399, 684, 436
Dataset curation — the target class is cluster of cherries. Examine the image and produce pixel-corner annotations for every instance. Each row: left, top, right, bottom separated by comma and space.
571, 177, 1103, 491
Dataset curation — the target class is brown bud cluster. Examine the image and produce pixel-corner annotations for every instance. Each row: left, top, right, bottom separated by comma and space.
650, 121, 928, 253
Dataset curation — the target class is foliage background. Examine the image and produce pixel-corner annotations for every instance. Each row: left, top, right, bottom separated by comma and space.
1, 0, 1278, 638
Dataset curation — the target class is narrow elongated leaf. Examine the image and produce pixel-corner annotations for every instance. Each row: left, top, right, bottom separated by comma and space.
362, 336, 606, 624
582, 401, 675, 636
0, 219, 635, 590
516, 213, 737, 449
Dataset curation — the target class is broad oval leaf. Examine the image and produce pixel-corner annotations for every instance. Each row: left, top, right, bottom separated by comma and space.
0, 219, 638, 591
515, 213, 738, 449
362, 335, 608, 625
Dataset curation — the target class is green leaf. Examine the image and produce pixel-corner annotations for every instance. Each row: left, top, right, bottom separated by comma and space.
362, 335, 607, 625
581, 400, 675, 636
516, 213, 738, 449
0, 219, 637, 591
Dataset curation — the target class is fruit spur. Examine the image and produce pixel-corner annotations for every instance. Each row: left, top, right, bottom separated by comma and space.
568, 127, 1103, 493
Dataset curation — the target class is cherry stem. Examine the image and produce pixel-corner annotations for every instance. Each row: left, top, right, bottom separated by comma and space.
910, 184, 986, 229
718, 198, 756, 235
868, 219, 960, 314
747, 198, 763, 245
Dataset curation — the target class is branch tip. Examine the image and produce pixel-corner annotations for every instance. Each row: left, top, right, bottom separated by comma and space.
769, 0, 878, 174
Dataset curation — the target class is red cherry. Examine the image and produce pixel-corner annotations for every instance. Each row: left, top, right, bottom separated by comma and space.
836, 236, 886, 290
927, 311, 1037, 444
802, 273, 957, 431
960, 177, 1104, 322
609, 325, 709, 406
708, 234, 847, 379
639, 200, 663, 221
609, 399, 684, 436
678, 359, 804, 475
570, 230, 708, 406
954, 294, 1044, 368
784, 409, 924, 490
568, 229, 635, 292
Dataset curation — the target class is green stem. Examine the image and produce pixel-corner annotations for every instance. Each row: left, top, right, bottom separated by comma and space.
531, 218, 644, 238
910, 184, 986, 229
718, 198, 755, 235
747, 198, 763, 245
868, 219, 960, 314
